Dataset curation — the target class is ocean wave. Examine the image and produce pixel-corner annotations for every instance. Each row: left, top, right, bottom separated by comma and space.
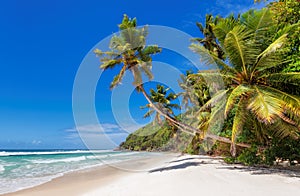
85, 152, 139, 160
30, 156, 87, 164
0, 165, 5, 172
0, 150, 112, 157
0, 151, 151, 194
109, 152, 139, 157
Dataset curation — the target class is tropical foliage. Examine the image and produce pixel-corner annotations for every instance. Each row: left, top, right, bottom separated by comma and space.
190, 8, 300, 156
99, 0, 300, 164
94, 14, 161, 90
140, 84, 180, 125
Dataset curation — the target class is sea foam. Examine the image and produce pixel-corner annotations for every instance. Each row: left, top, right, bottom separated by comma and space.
0, 150, 108, 157
0, 165, 4, 172
31, 156, 87, 164
0, 150, 150, 194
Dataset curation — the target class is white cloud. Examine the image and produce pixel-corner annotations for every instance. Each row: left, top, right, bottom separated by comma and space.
65, 123, 125, 134
63, 123, 142, 149
31, 140, 42, 145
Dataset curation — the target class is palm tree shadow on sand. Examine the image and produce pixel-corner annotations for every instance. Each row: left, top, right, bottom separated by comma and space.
149, 156, 300, 179
149, 156, 220, 173
216, 165, 300, 178
149, 161, 204, 173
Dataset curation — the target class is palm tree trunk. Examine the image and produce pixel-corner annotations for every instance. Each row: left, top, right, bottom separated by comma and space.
138, 85, 250, 149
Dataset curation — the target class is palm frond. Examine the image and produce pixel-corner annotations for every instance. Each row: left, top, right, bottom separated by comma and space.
247, 86, 285, 124
225, 85, 253, 118
200, 89, 228, 111
259, 86, 300, 118
253, 33, 288, 73
205, 97, 226, 136
189, 43, 236, 73
109, 35, 125, 51
231, 99, 248, 156
273, 23, 300, 41
196, 22, 204, 33
214, 16, 238, 46
94, 49, 121, 60
168, 103, 181, 110
194, 72, 236, 82
131, 66, 142, 86
166, 92, 177, 100
139, 61, 154, 80
143, 110, 154, 118
268, 118, 300, 139
266, 73, 300, 87
224, 25, 252, 74
241, 8, 274, 39
142, 45, 162, 56
99, 59, 123, 70
109, 64, 127, 89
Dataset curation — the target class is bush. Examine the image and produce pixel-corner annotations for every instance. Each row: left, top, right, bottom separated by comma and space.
263, 138, 300, 165
224, 156, 236, 164
237, 145, 261, 166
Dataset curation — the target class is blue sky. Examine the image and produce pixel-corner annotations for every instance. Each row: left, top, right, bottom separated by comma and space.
0, 0, 267, 149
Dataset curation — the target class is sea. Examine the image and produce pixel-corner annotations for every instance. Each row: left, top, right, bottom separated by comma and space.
0, 149, 151, 194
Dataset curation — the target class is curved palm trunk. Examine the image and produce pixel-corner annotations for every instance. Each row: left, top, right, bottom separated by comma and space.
138, 85, 250, 149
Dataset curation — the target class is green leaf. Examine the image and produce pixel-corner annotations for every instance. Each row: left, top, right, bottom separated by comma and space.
225, 85, 253, 118
224, 25, 252, 74
231, 99, 248, 156
109, 65, 127, 89
253, 33, 288, 72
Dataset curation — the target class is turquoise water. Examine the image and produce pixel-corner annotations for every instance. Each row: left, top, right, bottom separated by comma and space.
0, 150, 148, 194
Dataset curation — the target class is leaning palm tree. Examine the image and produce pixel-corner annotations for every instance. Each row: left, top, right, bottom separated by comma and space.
95, 15, 191, 129
95, 14, 252, 149
94, 15, 184, 128
141, 84, 180, 125
190, 8, 300, 156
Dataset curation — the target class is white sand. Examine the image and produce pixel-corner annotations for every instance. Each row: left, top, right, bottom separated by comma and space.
6, 154, 300, 196
85, 154, 300, 196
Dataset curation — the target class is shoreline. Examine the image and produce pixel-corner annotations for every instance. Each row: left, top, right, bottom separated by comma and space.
4, 153, 300, 196
3, 152, 178, 196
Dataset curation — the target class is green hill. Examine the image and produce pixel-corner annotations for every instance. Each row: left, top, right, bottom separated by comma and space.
119, 121, 213, 154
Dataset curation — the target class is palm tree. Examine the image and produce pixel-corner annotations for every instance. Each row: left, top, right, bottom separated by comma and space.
94, 15, 185, 128
178, 71, 201, 109
94, 14, 161, 89
178, 72, 211, 132
192, 14, 224, 60
95, 14, 252, 149
141, 84, 180, 125
190, 8, 300, 156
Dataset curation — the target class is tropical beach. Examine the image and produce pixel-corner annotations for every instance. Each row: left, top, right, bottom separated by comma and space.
4, 153, 300, 196
1, 0, 300, 195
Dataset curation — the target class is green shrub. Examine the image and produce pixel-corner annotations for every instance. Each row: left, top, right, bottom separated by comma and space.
224, 157, 236, 164
263, 138, 300, 165
237, 145, 261, 166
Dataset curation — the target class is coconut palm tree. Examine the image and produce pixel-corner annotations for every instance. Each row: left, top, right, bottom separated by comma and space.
178, 71, 201, 109
94, 14, 161, 89
94, 15, 185, 128
141, 84, 180, 125
95, 14, 252, 149
190, 8, 300, 156
178, 72, 211, 132
192, 14, 224, 60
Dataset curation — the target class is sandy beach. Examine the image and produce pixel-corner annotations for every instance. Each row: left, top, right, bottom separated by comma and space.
5, 153, 300, 196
